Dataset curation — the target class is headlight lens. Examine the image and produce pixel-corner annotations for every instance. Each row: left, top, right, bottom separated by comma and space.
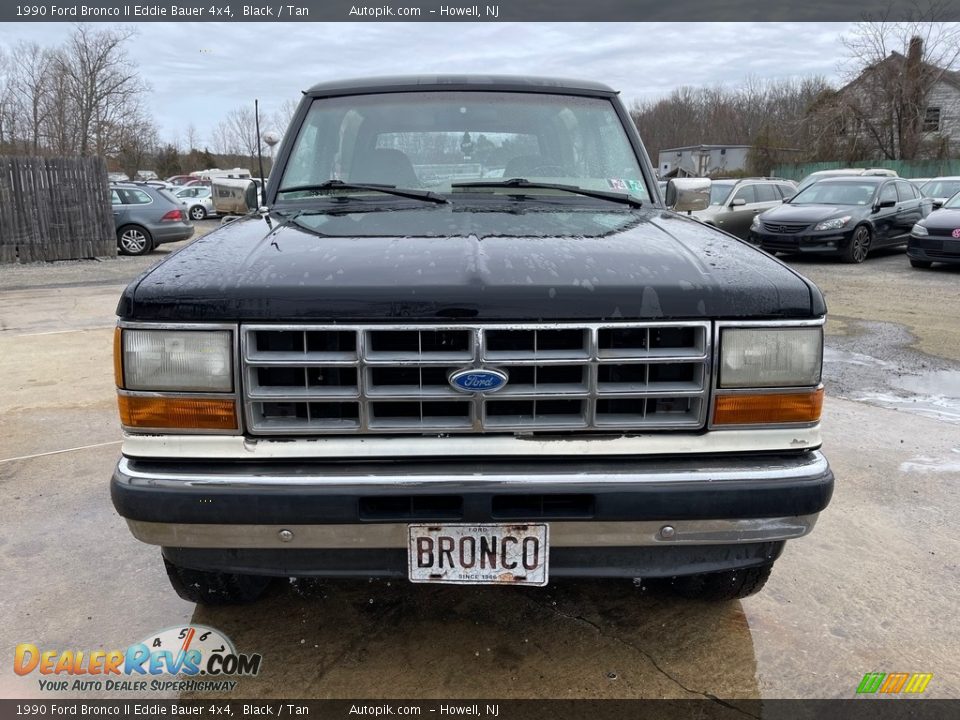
911, 223, 929, 236
814, 216, 852, 231
720, 327, 822, 388
122, 329, 233, 392
750, 215, 762, 230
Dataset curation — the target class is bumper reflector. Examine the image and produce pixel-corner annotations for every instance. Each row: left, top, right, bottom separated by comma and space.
713, 389, 823, 425
118, 396, 238, 430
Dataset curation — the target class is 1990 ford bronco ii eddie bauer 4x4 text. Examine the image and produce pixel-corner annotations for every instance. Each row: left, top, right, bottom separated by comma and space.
111, 76, 833, 604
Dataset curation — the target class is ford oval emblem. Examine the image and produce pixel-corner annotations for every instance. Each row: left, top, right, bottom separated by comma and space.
449, 368, 509, 394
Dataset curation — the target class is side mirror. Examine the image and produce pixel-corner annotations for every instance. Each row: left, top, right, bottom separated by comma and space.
244, 180, 260, 211
932, 199, 944, 209
730, 198, 747, 207
876, 199, 896, 210
666, 178, 710, 213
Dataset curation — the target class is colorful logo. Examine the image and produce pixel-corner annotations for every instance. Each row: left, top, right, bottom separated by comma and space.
952, 228, 960, 238
449, 368, 508, 394
14, 625, 261, 679
856, 672, 932, 695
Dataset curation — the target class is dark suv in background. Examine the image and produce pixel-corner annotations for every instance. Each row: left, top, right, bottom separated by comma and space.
690, 177, 796, 238
111, 182, 195, 256
749, 177, 931, 263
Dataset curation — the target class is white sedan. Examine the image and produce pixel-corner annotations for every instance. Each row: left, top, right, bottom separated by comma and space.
173, 186, 218, 220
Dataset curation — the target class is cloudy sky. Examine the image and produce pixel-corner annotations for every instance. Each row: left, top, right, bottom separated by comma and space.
2, 22, 857, 145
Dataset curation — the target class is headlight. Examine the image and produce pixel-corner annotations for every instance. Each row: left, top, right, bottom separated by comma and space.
813, 216, 851, 231
720, 327, 822, 388
121, 329, 233, 391
911, 223, 929, 236
750, 215, 761, 230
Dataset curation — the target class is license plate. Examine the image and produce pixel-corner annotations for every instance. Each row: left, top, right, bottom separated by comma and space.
407, 523, 549, 586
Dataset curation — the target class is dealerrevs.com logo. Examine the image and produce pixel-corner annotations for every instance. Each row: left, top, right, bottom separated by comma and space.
14, 625, 261, 693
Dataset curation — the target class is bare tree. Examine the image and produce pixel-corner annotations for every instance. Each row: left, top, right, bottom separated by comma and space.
209, 119, 237, 157
224, 104, 261, 159
0, 47, 15, 151
9, 41, 55, 154
56, 24, 142, 156
184, 122, 200, 152
271, 98, 298, 134
114, 107, 159, 179
826, 17, 960, 159
630, 76, 831, 171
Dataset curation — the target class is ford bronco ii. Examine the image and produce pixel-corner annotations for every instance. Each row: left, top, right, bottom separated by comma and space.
111, 76, 833, 604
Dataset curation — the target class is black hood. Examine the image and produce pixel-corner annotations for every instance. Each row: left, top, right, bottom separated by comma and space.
921, 207, 960, 232
761, 203, 866, 224
118, 206, 824, 322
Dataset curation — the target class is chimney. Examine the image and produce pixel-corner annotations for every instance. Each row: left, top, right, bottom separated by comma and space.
907, 36, 923, 66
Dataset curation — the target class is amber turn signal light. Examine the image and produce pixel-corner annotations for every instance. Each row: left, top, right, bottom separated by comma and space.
713, 388, 823, 425
113, 327, 123, 388
118, 396, 238, 430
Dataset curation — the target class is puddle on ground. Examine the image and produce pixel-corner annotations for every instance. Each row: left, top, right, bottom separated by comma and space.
900, 448, 960, 474
823, 347, 895, 369
824, 346, 960, 425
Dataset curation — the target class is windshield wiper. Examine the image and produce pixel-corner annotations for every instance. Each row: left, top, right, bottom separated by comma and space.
277, 180, 447, 204
451, 178, 643, 208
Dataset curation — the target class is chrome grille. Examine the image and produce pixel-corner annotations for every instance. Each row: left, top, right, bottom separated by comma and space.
241, 322, 711, 434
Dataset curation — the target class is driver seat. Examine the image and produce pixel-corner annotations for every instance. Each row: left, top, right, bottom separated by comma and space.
350, 148, 421, 188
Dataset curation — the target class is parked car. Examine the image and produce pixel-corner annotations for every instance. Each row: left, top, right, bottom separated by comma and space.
174, 185, 217, 220
689, 177, 796, 238
908, 190, 960, 268
110, 75, 833, 605
794, 168, 898, 194
110, 182, 194, 255
166, 175, 196, 186
144, 180, 176, 191
919, 177, 960, 209
749, 176, 930, 263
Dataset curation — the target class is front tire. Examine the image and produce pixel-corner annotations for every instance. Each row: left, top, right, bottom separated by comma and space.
117, 225, 153, 256
842, 225, 871, 264
189, 205, 207, 221
163, 558, 272, 605
668, 562, 774, 601
910, 259, 932, 269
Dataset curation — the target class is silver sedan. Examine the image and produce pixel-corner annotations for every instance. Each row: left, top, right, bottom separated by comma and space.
173, 185, 217, 220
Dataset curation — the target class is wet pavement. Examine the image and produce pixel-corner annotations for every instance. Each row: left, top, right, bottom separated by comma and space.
1, 242, 958, 701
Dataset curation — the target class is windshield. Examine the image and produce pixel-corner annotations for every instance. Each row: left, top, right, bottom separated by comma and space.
942, 192, 960, 209
921, 179, 960, 198
709, 182, 735, 205
277, 91, 648, 203
789, 181, 878, 206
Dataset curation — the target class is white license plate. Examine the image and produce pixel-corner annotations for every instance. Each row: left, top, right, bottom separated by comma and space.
407, 523, 549, 586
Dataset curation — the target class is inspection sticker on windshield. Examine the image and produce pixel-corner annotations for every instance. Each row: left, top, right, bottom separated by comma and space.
408, 523, 549, 586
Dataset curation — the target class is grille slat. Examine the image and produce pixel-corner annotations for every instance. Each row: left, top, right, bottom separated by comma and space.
243, 322, 710, 434
761, 221, 808, 234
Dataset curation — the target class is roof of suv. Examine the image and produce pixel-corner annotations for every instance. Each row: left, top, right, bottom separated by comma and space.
305, 75, 618, 98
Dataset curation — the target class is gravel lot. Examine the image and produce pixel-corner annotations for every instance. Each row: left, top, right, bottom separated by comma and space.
1, 235, 958, 701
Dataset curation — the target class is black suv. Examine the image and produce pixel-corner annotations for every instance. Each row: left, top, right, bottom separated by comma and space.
110, 76, 833, 604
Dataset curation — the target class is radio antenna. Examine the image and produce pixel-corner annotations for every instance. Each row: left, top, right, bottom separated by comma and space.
255, 98, 266, 208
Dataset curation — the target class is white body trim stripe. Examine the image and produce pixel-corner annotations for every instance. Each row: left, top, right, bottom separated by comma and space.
121, 425, 821, 460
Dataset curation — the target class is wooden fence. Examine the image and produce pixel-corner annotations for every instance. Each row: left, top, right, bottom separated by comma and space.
0, 156, 115, 263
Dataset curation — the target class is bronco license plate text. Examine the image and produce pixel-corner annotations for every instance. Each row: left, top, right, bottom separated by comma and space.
407, 523, 549, 586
